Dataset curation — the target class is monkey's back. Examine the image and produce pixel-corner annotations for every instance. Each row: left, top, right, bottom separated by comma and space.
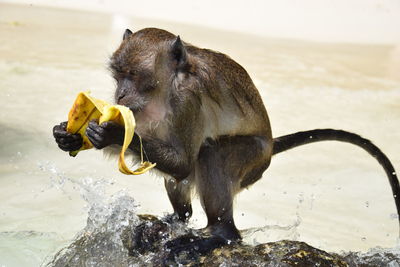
187, 46, 272, 139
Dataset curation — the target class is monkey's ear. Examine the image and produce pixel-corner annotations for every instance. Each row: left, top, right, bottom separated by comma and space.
123, 29, 133, 40
171, 36, 188, 70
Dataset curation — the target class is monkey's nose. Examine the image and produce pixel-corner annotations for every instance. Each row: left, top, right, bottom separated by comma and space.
117, 93, 126, 102
117, 88, 128, 103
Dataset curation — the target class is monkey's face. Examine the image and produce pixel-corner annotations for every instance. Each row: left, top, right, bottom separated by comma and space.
109, 28, 189, 115
109, 41, 158, 113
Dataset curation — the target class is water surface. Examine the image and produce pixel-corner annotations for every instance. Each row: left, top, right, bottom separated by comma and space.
0, 3, 399, 266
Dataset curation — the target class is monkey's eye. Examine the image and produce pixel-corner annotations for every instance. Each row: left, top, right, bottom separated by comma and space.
143, 82, 157, 92
111, 68, 124, 78
112, 69, 137, 81
128, 70, 137, 77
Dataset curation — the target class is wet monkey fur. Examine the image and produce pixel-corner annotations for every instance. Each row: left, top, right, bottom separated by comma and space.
53, 28, 400, 250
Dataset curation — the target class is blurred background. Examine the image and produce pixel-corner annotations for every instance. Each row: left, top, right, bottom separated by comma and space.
4, 0, 400, 44
0, 0, 399, 266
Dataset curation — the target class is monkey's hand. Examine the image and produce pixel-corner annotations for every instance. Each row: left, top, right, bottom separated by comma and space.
53, 121, 83, 152
86, 120, 125, 149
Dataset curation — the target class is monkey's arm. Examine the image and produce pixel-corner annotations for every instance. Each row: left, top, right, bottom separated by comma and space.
86, 120, 191, 180
130, 134, 191, 181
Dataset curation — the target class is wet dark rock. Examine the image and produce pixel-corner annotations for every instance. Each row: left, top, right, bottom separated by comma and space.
50, 214, 398, 267
123, 215, 348, 267
121, 215, 349, 266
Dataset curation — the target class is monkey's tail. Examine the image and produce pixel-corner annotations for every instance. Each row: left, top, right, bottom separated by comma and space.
272, 129, 400, 226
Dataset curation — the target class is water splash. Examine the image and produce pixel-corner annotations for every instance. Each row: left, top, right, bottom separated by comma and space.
38, 162, 400, 266
342, 245, 400, 266
38, 168, 140, 266
242, 214, 302, 246
48, 190, 140, 267
39, 163, 192, 266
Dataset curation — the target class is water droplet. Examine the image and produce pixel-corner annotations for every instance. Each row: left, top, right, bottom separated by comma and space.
392, 172, 396, 176
365, 201, 369, 208
227, 240, 232, 245
185, 212, 190, 217
361, 237, 367, 242
241, 213, 244, 216
309, 136, 313, 139
217, 217, 221, 221
182, 179, 188, 185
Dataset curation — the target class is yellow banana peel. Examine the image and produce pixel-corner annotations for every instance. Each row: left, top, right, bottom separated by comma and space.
66, 91, 156, 175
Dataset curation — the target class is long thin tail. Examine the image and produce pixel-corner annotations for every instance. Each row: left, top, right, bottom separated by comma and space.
273, 129, 400, 226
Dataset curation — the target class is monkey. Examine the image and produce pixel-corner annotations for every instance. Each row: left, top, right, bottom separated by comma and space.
53, 28, 400, 253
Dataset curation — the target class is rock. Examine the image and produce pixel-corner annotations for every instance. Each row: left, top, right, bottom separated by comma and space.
120, 215, 348, 266
49, 214, 359, 266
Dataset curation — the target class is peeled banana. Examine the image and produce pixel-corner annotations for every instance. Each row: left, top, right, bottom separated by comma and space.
66, 91, 156, 175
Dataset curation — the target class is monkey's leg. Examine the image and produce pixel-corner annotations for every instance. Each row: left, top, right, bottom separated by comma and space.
164, 175, 193, 221
164, 135, 270, 259
197, 135, 271, 241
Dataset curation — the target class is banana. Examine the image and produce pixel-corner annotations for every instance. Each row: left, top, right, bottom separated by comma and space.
66, 92, 107, 157
66, 91, 156, 175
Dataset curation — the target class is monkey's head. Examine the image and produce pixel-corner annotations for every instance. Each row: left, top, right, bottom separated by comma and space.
109, 28, 193, 118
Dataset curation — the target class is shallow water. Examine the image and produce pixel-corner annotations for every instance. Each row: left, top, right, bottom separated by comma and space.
0, 3, 399, 266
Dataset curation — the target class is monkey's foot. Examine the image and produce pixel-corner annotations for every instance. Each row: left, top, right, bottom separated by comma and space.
163, 233, 235, 265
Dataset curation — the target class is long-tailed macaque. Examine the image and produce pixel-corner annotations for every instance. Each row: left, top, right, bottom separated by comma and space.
53, 28, 400, 250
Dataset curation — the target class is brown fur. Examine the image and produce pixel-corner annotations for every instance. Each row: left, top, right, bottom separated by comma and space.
110, 28, 273, 241
53, 27, 400, 247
